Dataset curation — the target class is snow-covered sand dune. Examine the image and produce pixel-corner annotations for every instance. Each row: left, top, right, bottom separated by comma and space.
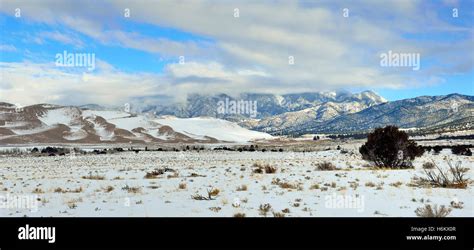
0, 103, 273, 144
155, 116, 273, 142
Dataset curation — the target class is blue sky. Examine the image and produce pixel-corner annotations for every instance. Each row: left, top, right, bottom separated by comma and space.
0, 0, 472, 105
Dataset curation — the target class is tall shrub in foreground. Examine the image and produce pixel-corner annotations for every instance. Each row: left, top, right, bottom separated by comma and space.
359, 126, 424, 169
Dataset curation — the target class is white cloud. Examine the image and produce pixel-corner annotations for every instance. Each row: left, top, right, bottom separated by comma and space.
0, 62, 159, 106
0, 0, 472, 105
166, 62, 231, 79
38, 31, 84, 48
0, 44, 17, 52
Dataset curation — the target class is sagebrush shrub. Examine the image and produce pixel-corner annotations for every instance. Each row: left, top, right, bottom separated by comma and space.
414, 160, 470, 189
415, 204, 451, 217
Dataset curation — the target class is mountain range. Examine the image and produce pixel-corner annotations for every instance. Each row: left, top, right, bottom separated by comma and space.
141, 91, 473, 135
0, 91, 472, 144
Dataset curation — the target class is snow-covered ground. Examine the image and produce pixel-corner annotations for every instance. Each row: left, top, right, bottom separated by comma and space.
0, 146, 471, 217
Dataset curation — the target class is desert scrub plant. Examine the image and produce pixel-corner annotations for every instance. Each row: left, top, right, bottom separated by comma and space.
122, 185, 141, 193
389, 181, 403, 188
54, 187, 83, 193
271, 178, 301, 190
349, 181, 359, 190
191, 188, 220, 200
264, 164, 277, 174
279, 182, 300, 189
234, 213, 246, 217
67, 202, 78, 209
365, 182, 376, 187
451, 145, 472, 156
71, 187, 83, 193
252, 162, 264, 173
252, 162, 277, 174
145, 167, 176, 179
178, 183, 187, 189
103, 186, 114, 192
316, 161, 337, 171
415, 204, 451, 217
432, 145, 443, 154
82, 171, 105, 180
272, 211, 285, 217
422, 162, 436, 169
188, 172, 206, 177
259, 203, 272, 217
413, 160, 470, 188
359, 126, 424, 169
208, 207, 221, 213
144, 169, 163, 179
236, 184, 248, 191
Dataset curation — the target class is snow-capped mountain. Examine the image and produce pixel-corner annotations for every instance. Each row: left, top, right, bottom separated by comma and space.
240, 97, 385, 133
285, 94, 474, 135
142, 90, 387, 122
0, 103, 272, 144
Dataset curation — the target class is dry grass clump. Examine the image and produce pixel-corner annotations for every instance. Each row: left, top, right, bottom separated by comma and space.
122, 185, 141, 193
365, 182, 376, 187
252, 162, 277, 174
259, 203, 272, 217
413, 160, 470, 189
415, 204, 451, 217
209, 207, 221, 213
349, 181, 359, 190
103, 186, 114, 192
54, 187, 83, 193
82, 171, 105, 180
271, 178, 301, 190
67, 202, 78, 209
316, 161, 338, 171
191, 188, 220, 200
144, 170, 162, 179
279, 182, 298, 189
389, 181, 403, 188
272, 212, 285, 217
145, 167, 177, 179
178, 183, 187, 189
236, 184, 248, 191
189, 173, 206, 177
234, 213, 246, 217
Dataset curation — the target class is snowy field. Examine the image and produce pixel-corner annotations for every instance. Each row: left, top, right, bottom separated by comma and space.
0, 146, 472, 217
